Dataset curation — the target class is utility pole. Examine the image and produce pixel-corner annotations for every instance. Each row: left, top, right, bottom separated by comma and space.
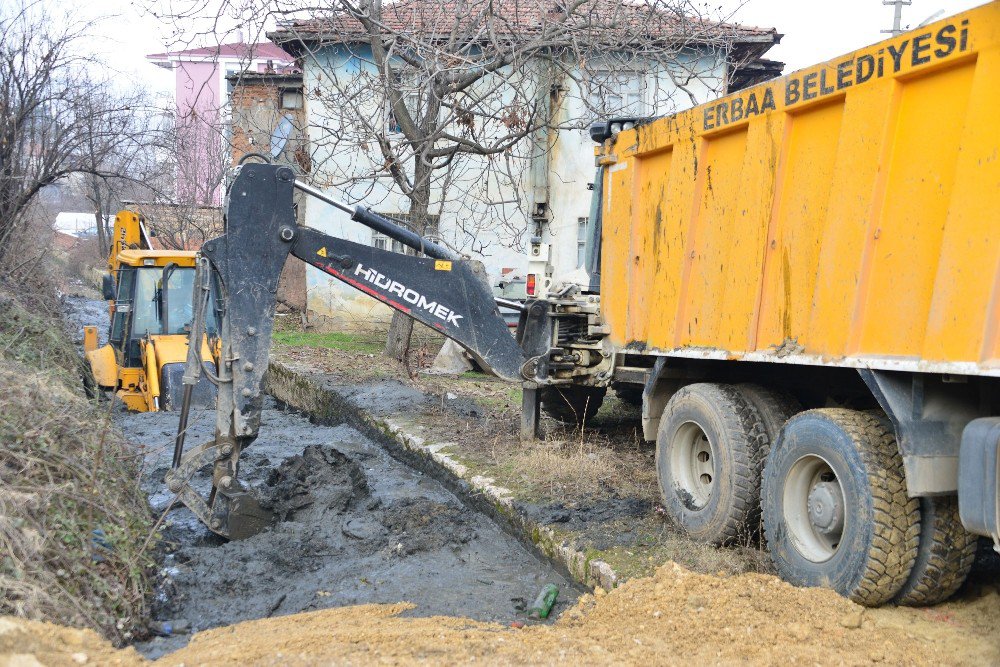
882, 0, 912, 36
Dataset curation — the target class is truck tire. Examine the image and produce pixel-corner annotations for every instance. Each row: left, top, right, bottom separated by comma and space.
539, 386, 606, 426
735, 383, 802, 450
893, 496, 977, 606
655, 383, 767, 545
612, 383, 643, 407
761, 409, 920, 606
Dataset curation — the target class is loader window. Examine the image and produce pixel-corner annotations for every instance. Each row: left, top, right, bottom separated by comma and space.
131, 267, 198, 337
109, 267, 135, 346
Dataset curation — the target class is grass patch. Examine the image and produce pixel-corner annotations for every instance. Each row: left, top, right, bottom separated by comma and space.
0, 291, 83, 386
273, 330, 384, 354
0, 286, 153, 645
486, 434, 657, 501
592, 536, 771, 581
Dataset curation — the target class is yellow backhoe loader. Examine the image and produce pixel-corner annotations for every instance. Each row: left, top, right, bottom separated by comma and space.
83, 211, 216, 411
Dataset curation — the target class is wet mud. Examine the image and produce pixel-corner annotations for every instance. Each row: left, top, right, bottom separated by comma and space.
120, 401, 577, 659
62, 293, 109, 351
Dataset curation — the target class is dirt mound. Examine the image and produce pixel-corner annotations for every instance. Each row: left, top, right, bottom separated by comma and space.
7, 561, 998, 665
0, 616, 142, 666
261, 445, 369, 521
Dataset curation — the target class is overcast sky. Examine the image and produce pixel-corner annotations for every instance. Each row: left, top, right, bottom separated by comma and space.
76, 0, 989, 96
731, 0, 985, 73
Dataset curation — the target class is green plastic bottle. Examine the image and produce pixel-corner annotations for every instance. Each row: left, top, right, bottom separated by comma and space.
528, 584, 559, 619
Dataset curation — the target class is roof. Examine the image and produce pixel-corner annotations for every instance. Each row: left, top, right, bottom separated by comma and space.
269, 0, 778, 52
52, 231, 80, 252
117, 249, 198, 267
147, 41, 294, 64
226, 71, 304, 86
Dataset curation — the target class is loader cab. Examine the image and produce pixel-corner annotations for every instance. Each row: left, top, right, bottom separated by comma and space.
108, 252, 213, 367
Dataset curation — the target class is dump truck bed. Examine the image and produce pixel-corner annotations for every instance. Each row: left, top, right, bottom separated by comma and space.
598, 2, 1000, 377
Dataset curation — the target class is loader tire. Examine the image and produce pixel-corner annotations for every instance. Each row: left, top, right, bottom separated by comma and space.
893, 496, 977, 606
655, 383, 767, 545
761, 409, 920, 606
539, 386, 606, 426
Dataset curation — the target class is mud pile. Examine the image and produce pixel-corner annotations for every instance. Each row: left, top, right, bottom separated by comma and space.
121, 404, 575, 659
261, 445, 369, 521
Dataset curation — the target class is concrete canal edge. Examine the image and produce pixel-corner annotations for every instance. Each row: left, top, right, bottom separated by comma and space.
264, 359, 619, 591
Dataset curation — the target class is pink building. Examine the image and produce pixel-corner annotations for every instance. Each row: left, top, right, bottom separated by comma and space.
147, 42, 296, 205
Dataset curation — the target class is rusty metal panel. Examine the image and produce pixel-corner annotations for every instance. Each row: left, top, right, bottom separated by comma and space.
598, 2, 1000, 376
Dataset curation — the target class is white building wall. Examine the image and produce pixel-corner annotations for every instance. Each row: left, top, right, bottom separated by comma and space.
301, 44, 728, 324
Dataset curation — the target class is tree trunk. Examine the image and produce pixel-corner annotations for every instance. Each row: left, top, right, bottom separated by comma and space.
383, 159, 432, 361
95, 207, 108, 258
93, 189, 109, 259
384, 310, 414, 361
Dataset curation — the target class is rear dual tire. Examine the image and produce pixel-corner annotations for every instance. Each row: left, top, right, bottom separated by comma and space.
761, 409, 921, 606
656, 384, 971, 606
893, 495, 977, 606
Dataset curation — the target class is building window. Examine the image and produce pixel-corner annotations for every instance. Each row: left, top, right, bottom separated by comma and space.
387, 90, 420, 134
225, 66, 240, 95
281, 90, 303, 109
577, 216, 589, 268
587, 70, 646, 117
372, 231, 405, 253
372, 212, 440, 252
387, 69, 433, 134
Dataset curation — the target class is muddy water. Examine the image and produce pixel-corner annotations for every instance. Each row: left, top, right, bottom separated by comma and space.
122, 400, 578, 658
63, 296, 578, 658
62, 293, 110, 350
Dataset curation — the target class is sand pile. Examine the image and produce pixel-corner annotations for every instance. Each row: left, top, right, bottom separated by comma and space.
4, 561, 997, 665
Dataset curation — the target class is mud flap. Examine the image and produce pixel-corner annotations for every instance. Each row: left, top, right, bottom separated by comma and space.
958, 417, 1000, 548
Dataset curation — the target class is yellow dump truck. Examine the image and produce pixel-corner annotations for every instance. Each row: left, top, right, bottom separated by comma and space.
552, 3, 999, 606
84, 211, 216, 411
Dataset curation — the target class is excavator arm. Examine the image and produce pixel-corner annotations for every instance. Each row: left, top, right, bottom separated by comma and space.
166, 162, 537, 538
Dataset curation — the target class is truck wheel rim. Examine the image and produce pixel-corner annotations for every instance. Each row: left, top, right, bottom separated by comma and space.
670, 421, 715, 509
783, 454, 845, 562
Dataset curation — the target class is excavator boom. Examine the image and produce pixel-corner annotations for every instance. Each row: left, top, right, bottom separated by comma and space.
168, 162, 532, 538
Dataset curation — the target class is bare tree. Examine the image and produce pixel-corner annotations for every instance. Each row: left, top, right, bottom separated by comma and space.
0, 2, 168, 275
77, 90, 173, 257
273, 0, 769, 359
147, 0, 775, 359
